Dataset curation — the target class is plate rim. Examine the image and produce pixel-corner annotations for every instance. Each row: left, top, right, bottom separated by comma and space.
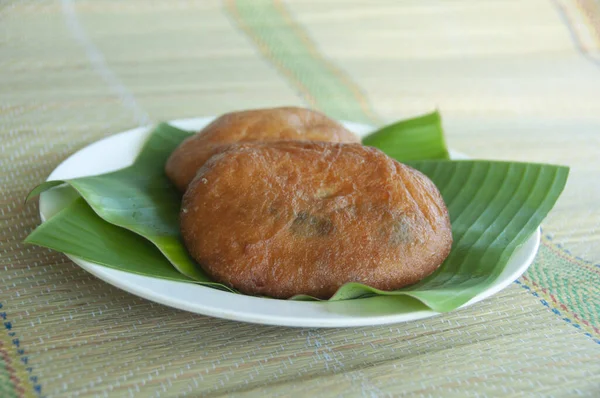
38, 117, 541, 327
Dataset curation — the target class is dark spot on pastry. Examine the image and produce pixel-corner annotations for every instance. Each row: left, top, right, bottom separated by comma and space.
291, 211, 334, 237
268, 205, 280, 217
390, 218, 412, 244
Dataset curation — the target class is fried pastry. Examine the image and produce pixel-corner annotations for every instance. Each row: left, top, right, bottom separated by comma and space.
166, 107, 359, 192
180, 141, 452, 299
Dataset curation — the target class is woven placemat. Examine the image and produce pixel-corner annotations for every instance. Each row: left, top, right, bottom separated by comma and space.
1, 1, 599, 396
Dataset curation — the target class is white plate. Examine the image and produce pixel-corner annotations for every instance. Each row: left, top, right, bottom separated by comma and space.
39, 117, 540, 328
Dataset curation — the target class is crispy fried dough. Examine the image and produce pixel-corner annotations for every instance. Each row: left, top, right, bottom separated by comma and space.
166, 107, 359, 192
181, 141, 452, 299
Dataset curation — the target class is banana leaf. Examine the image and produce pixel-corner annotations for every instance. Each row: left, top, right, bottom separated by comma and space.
362, 111, 449, 160
26, 123, 207, 281
25, 112, 568, 312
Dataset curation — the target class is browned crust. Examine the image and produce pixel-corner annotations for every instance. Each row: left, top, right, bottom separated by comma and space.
181, 141, 452, 299
166, 107, 360, 192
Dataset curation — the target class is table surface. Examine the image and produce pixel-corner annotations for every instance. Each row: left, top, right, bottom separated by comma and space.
2, 1, 600, 397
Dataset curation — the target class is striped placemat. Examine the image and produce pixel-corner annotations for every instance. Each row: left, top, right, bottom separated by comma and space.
1, 1, 599, 396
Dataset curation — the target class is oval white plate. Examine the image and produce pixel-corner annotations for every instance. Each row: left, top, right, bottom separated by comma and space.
39, 117, 540, 327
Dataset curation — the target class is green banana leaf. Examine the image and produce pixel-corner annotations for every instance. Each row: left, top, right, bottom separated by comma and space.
362, 111, 449, 160
27, 123, 207, 281
329, 160, 568, 311
24, 112, 568, 312
25, 195, 232, 290
29, 196, 197, 283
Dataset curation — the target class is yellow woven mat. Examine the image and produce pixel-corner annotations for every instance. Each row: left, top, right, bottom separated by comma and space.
1, 1, 599, 396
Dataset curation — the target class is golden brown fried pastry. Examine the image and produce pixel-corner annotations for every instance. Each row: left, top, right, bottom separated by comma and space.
166, 107, 359, 192
180, 141, 452, 299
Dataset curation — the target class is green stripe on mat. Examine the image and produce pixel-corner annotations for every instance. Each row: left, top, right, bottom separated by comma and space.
0, 342, 24, 398
0, 353, 19, 398
0, 306, 40, 397
224, 0, 379, 124
522, 236, 600, 338
224, 0, 600, 342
